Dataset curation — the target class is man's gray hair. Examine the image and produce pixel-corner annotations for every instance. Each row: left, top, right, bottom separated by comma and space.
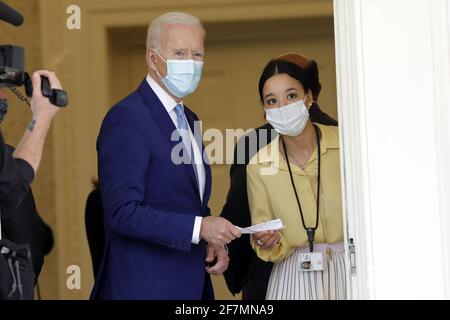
146, 12, 205, 51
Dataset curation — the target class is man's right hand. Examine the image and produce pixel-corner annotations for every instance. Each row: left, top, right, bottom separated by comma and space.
200, 216, 241, 246
30, 70, 63, 120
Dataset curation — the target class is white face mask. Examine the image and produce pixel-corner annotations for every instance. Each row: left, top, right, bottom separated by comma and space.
155, 50, 203, 98
265, 99, 310, 136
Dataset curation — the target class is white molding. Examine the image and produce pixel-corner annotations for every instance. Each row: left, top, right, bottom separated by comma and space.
431, 0, 450, 298
334, 0, 450, 299
333, 0, 374, 300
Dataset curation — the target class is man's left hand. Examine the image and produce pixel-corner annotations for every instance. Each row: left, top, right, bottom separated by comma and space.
205, 243, 229, 276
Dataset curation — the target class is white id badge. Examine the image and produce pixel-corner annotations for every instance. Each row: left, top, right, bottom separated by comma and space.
298, 252, 324, 272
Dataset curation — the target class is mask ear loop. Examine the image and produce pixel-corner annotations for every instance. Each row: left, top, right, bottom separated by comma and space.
154, 49, 167, 64
149, 48, 168, 80
304, 90, 314, 109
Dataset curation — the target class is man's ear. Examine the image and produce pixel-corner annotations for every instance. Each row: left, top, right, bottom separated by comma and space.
146, 49, 157, 71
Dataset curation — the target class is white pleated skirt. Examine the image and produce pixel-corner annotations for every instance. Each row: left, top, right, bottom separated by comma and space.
266, 242, 347, 300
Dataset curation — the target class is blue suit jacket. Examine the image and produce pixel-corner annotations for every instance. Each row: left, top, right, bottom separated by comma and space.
90, 79, 213, 300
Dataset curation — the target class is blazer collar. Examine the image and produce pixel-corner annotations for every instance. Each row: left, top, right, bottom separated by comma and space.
255, 123, 340, 170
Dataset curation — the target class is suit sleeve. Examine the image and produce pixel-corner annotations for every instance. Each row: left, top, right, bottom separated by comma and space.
97, 106, 195, 252
0, 134, 34, 212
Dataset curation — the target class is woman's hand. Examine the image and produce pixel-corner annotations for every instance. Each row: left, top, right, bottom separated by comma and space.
252, 230, 280, 250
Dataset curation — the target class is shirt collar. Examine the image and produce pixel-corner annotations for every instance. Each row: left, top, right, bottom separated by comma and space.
255, 123, 340, 166
146, 74, 183, 113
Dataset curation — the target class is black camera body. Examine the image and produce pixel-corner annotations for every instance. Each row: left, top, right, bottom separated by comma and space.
0, 45, 25, 88
0, 45, 68, 107
0, 3, 69, 108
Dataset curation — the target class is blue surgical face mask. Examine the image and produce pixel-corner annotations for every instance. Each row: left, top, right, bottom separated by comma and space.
155, 50, 203, 98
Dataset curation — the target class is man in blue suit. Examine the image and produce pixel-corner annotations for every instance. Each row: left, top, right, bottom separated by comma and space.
91, 12, 241, 300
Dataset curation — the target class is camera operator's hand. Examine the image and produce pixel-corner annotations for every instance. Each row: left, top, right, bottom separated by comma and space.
30, 70, 63, 120
12, 70, 65, 175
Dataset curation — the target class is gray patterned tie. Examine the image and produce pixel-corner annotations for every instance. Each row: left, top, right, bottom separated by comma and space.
174, 104, 199, 186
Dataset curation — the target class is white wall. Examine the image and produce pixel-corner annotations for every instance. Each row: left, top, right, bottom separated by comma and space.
334, 0, 450, 299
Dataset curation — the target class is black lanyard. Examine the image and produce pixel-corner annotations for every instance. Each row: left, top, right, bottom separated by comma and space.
281, 125, 321, 253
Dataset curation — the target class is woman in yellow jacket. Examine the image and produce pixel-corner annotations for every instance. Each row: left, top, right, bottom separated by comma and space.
247, 54, 346, 300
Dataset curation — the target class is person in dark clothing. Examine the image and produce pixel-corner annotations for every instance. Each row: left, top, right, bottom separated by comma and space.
0, 139, 54, 282
0, 71, 65, 211
0, 131, 35, 212
0, 72, 65, 300
85, 180, 105, 279
220, 52, 338, 300
1, 183, 54, 279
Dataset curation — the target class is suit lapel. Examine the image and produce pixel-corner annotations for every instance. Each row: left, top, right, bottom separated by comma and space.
185, 108, 212, 209
202, 145, 212, 210
138, 79, 200, 200
183, 108, 202, 198
138, 80, 177, 146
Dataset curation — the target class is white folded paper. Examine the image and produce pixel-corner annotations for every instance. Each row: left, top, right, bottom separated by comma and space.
236, 219, 285, 234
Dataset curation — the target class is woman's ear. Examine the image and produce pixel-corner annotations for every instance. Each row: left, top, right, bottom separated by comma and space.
306, 89, 314, 108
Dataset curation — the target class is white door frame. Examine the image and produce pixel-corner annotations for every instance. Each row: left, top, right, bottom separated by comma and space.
334, 0, 450, 299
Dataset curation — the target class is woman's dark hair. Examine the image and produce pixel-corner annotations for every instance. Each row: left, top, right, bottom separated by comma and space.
258, 59, 322, 104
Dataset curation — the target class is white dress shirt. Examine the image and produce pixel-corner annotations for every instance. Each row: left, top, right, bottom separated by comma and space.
146, 75, 205, 244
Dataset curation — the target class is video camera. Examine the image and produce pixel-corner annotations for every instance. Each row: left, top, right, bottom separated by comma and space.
0, 0, 68, 107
